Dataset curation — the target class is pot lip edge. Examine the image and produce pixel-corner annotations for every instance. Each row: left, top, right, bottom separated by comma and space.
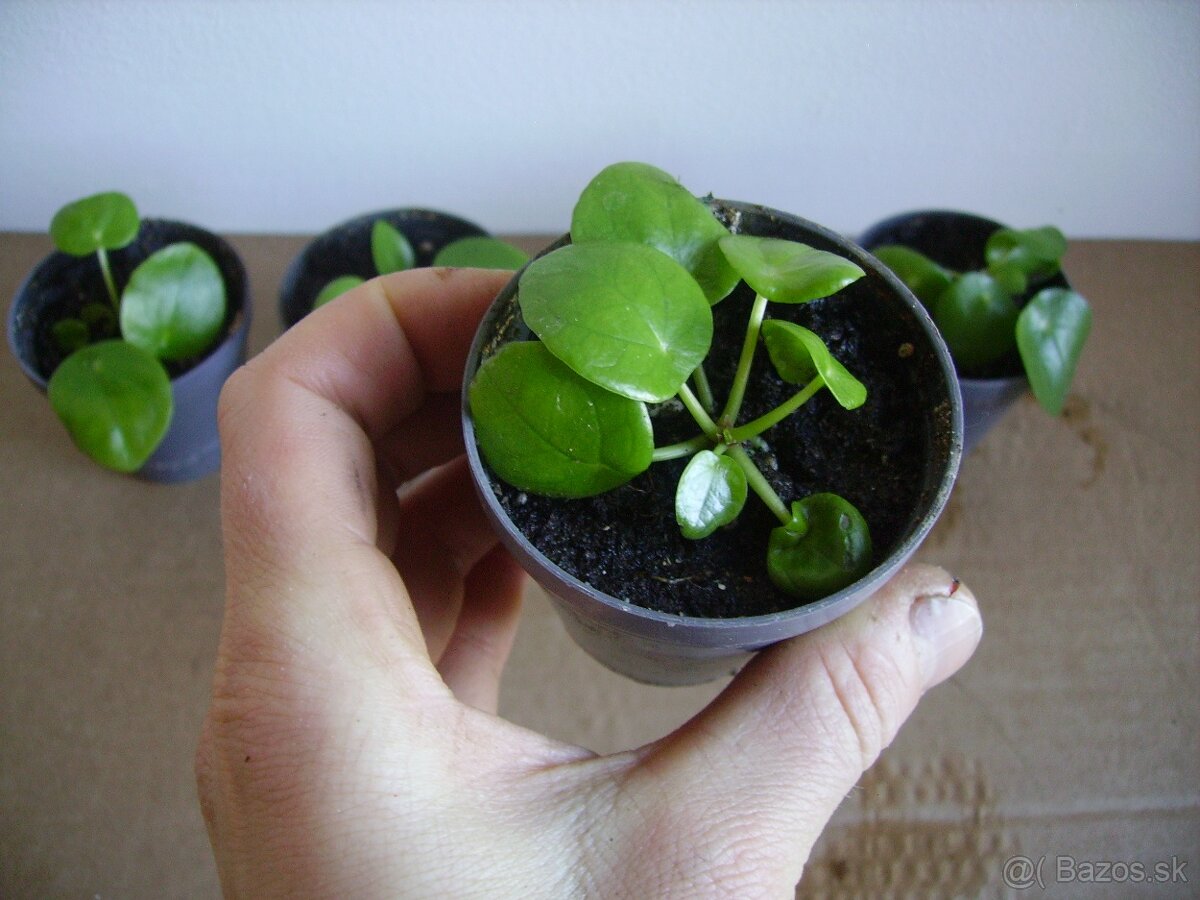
461, 198, 964, 631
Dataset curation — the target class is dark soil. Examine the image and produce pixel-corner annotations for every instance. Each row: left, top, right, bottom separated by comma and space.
473, 202, 955, 619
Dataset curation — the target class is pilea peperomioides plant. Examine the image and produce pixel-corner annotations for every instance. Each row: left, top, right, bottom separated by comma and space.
45, 191, 226, 473
872, 226, 1091, 415
468, 162, 875, 601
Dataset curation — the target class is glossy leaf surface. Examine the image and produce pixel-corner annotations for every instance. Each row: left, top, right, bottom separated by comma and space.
1016, 287, 1091, 415
518, 242, 712, 403
767, 493, 873, 600
871, 244, 953, 307
675, 450, 748, 539
570, 161, 739, 304
49, 192, 140, 256
985, 225, 1066, 295
120, 242, 227, 361
371, 219, 416, 275
932, 272, 1019, 371
718, 235, 864, 303
47, 340, 172, 472
469, 341, 653, 498
761, 319, 866, 409
314, 275, 366, 308
433, 236, 528, 270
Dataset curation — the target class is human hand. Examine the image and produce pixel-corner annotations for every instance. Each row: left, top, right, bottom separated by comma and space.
196, 268, 982, 898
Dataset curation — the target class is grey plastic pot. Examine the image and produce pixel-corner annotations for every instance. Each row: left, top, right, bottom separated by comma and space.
8, 218, 250, 483
279, 208, 489, 329
859, 210, 1071, 453
462, 200, 963, 686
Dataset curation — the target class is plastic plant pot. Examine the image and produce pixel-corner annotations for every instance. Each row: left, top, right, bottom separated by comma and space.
859, 210, 1072, 454
463, 201, 963, 686
278, 208, 489, 329
8, 218, 250, 483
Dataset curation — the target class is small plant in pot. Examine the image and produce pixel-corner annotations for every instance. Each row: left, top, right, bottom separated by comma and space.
279, 209, 528, 327
860, 211, 1092, 451
463, 163, 962, 685
7, 191, 250, 481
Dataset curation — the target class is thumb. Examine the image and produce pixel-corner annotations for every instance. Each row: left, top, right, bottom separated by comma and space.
624, 564, 981, 889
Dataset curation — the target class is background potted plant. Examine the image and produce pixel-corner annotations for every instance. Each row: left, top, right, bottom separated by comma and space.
860, 211, 1092, 452
7, 191, 250, 482
278, 208, 527, 327
463, 163, 962, 685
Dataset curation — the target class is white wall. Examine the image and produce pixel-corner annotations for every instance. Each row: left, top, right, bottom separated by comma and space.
2, 0, 1197, 239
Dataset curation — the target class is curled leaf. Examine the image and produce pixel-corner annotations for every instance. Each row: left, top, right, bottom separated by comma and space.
767, 493, 872, 600
761, 319, 866, 409
871, 244, 953, 308
718, 235, 864, 303
675, 450, 748, 539
932, 272, 1019, 372
985, 226, 1066, 295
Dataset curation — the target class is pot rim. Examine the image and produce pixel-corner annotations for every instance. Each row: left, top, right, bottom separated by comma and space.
463, 200, 963, 641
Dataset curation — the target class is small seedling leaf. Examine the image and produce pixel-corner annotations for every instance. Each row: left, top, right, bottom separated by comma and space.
51, 319, 91, 355
985, 226, 1066, 295
47, 340, 173, 472
932, 272, 1019, 372
49, 192, 140, 256
1015, 287, 1091, 416
433, 236, 529, 270
675, 450, 748, 539
314, 275, 366, 308
518, 242, 712, 403
371, 220, 416, 275
871, 244, 953, 307
718, 235, 864, 303
469, 341, 653, 498
767, 493, 873, 600
120, 242, 227, 361
761, 320, 866, 409
571, 161, 739, 304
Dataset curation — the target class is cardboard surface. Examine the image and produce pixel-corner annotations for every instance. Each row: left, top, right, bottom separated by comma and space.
1, 233, 1196, 897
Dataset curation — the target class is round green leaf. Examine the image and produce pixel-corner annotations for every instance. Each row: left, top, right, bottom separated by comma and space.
47, 340, 173, 473
932, 272, 1019, 372
761, 319, 866, 409
718, 235, 865, 303
433, 236, 529, 270
314, 275, 366, 308
518, 242, 713, 403
49, 192, 140, 256
570, 161, 739, 304
1016, 287, 1091, 416
371, 219, 416, 275
675, 450, 748, 539
871, 244, 953, 308
985, 226, 1066, 295
120, 242, 227, 361
469, 341, 653, 498
767, 493, 873, 600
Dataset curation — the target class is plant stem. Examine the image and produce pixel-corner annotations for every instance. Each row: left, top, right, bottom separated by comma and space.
728, 376, 824, 442
728, 444, 791, 525
96, 248, 120, 311
651, 434, 710, 462
691, 365, 716, 414
719, 293, 770, 426
677, 382, 720, 438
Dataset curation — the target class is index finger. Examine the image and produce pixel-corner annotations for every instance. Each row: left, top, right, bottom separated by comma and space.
217, 268, 511, 666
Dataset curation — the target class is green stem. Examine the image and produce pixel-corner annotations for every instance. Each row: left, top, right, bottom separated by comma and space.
96, 248, 120, 312
728, 377, 824, 442
691, 364, 716, 415
728, 444, 790, 525
677, 382, 720, 438
719, 293, 770, 426
651, 434, 710, 463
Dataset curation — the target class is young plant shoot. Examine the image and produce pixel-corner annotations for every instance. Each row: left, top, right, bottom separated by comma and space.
873, 226, 1091, 415
45, 192, 227, 472
469, 163, 874, 602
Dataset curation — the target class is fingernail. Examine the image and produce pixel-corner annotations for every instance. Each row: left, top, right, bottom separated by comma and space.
910, 581, 982, 689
